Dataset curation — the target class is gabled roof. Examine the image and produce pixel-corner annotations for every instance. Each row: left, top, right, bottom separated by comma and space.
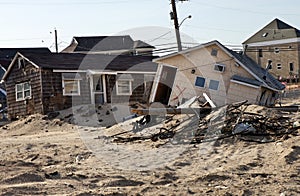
0, 47, 51, 69
243, 18, 300, 44
2, 52, 158, 81
62, 35, 155, 53
73, 35, 135, 52
153, 40, 285, 91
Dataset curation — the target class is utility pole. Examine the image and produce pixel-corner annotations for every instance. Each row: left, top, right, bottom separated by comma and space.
54, 28, 58, 53
170, 0, 182, 52
170, 0, 189, 52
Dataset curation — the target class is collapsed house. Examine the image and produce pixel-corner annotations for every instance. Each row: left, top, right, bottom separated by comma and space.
1, 52, 157, 119
149, 40, 285, 107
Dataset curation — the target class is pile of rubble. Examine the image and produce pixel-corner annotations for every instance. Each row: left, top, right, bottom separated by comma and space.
112, 100, 300, 145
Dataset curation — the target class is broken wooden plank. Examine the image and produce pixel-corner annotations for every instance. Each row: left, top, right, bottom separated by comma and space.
203, 93, 216, 108
131, 107, 211, 116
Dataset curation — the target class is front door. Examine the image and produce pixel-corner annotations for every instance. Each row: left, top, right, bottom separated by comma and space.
92, 75, 106, 104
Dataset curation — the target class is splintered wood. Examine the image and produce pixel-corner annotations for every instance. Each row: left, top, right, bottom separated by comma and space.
112, 100, 300, 145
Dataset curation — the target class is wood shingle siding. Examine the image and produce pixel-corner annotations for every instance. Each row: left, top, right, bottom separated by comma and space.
6, 62, 43, 119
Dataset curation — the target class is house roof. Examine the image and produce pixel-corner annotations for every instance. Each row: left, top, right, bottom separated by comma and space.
243, 18, 300, 44
73, 36, 135, 52
62, 35, 155, 53
0, 47, 51, 69
153, 40, 285, 91
2, 52, 158, 81
231, 75, 262, 87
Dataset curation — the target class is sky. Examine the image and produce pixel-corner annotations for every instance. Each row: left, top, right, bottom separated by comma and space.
0, 0, 300, 53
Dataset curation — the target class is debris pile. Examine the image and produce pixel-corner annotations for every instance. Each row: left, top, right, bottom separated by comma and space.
112, 100, 300, 145
193, 100, 299, 143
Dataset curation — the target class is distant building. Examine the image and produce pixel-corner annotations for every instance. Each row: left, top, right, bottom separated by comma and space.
243, 18, 300, 83
62, 35, 155, 56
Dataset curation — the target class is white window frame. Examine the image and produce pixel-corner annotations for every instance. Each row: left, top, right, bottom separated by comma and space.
116, 79, 132, 95
209, 79, 220, 91
214, 64, 225, 73
15, 82, 31, 101
195, 76, 206, 88
62, 79, 81, 96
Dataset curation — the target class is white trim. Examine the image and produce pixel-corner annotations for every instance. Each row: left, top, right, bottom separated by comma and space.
2, 52, 39, 81
53, 70, 86, 73
245, 37, 300, 47
149, 64, 163, 103
116, 80, 132, 96
62, 79, 81, 96
231, 79, 260, 89
208, 79, 220, 91
195, 76, 206, 88
116, 71, 157, 74
53, 69, 156, 75
15, 82, 32, 101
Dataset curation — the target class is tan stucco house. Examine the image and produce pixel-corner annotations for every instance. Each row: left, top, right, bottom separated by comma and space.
243, 18, 300, 83
150, 40, 285, 107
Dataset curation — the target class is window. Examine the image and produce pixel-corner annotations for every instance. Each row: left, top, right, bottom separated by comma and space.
290, 63, 294, 72
15, 82, 31, 101
195, 76, 206, 88
211, 48, 218, 56
277, 63, 282, 70
274, 48, 280, 54
63, 79, 80, 96
116, 80, 132, 95
214, 64, 225, 72
262, 32, 268, 37
258, 49, 263, 57
209, 79, 219, 91
17, 57, 26, 69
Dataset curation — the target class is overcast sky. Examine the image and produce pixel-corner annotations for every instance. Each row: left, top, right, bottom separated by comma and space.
0, 0, 299, 52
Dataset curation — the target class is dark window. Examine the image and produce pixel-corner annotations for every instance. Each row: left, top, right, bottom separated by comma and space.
290, 63, 294, 72
258, 49, 263, 57
277, 64, 282, 70
195, 76, 205, 88
211, 48, 218, 56
274, 48, 280, 53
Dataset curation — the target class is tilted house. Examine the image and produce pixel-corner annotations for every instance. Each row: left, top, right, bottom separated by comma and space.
62, 35, 155, 56
150, 40, 285, 107
243, 18, 300, 82
2, 52, 157, 119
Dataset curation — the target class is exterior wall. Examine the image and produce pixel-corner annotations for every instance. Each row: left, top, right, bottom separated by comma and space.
227, 82, 260, 104
109, 73, 153, 104
5, 62, 43, 119
41, 71, 90, 114
246, 42, 300, 81
155, 43, 257, 107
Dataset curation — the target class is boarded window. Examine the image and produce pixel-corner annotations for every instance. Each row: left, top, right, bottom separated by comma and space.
195, 76, 206, 88
63, 79, 80, 96
209, 79, 219, 90
116, 80, 132, 95
15, 82, 31, 101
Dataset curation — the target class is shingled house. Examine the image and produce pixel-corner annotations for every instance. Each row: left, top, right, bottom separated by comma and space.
2, 52, 157, 119
150, 40, 285, 107
0, 47, 51, 111
62, 35, 155, 56
243, 18, 300, 83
